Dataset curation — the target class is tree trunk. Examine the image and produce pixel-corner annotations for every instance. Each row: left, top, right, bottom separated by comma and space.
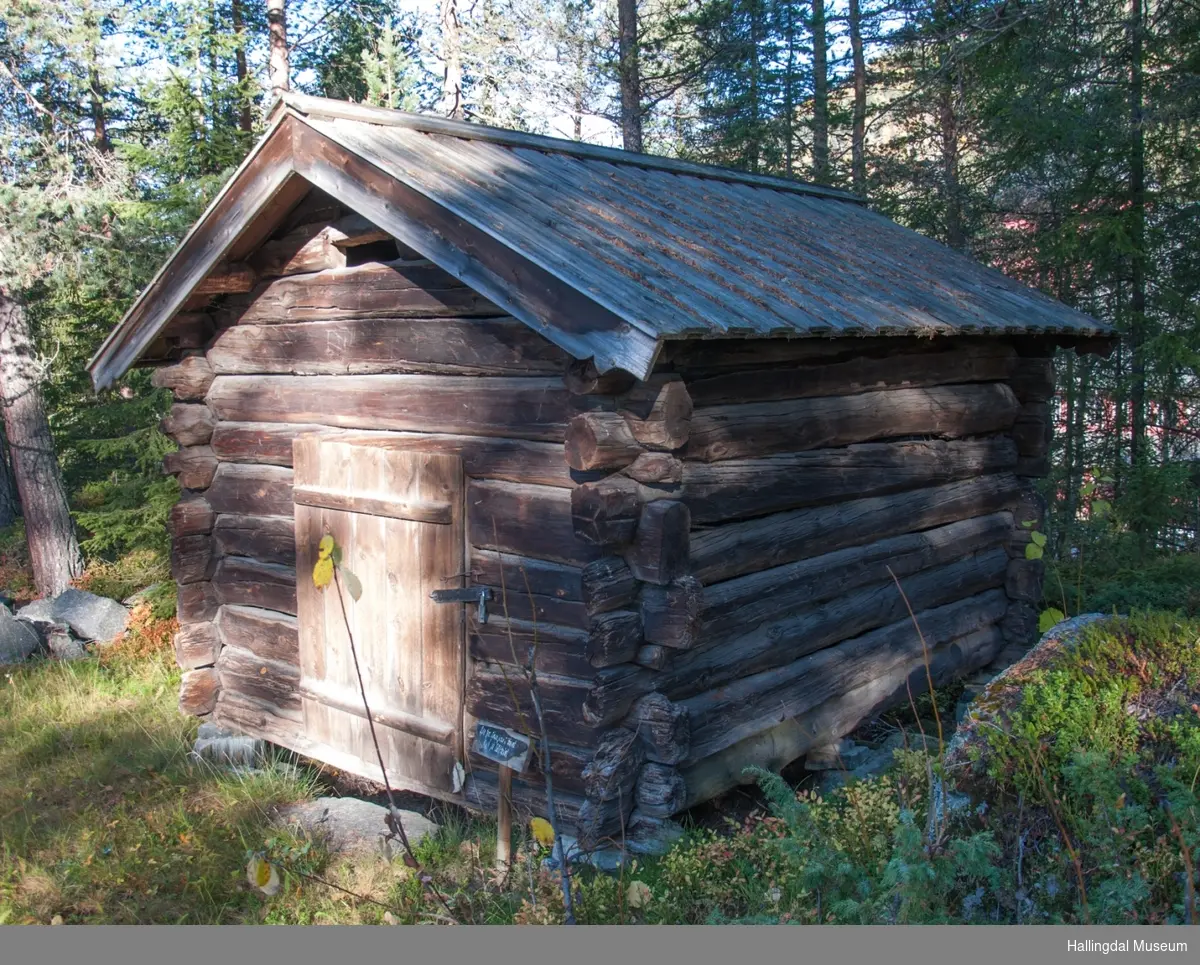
618, 0, 643, 152
0, 293, 82, 596
441, 0, 463, 118
266, 0, 289, 95
232, 0, 253, 132
810, 0, 829, 181
1128, 0, 1146, 466
848, 0, 867, 194
0, 424, 19, 529
939, 66, 964, 250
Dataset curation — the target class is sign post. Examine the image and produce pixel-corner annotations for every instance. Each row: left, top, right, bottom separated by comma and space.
471, 722, 532, 872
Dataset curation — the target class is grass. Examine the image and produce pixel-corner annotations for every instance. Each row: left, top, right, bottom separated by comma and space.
3, 601, 1198, 925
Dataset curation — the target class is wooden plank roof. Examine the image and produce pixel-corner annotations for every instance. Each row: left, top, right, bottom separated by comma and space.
89, 93, 1113, 389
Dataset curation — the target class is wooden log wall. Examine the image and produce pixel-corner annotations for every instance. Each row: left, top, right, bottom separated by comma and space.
555, 334, 1056, 838
155, 192, 1058, 841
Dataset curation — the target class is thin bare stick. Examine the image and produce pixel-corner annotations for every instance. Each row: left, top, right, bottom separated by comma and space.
887, 566, 944, 755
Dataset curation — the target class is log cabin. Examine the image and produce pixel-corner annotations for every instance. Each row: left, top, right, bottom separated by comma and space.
88, 92, 1115, 851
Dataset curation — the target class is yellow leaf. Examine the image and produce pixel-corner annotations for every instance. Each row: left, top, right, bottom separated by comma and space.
626, 880, 652, 909
246, 856, 281, 896
530, 816, 555, 847
313, 555, 334, 590
318, 535, 335, 560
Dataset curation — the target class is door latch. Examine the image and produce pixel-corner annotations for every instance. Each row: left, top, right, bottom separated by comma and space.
430, 586, 494, 624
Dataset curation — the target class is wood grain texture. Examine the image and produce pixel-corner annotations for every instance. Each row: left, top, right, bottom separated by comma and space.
207, 317, 568, 376
169, 493, 214, 537
207, 374, 572, 441
684, 343, 1017, 406
690, 472, 1025, 585
163, 446, 217, 490
469, 549, 587, 627
179, 667, 219, 715
625, 500, 690, 585
469, 479, 606, 566
152, 355, 215, 400
686, 383, 1021, 461
213, 557, 298, 615
175, 622, 220, 670
216, 604, 299, 665
205, 463, 295, 518
171, 534, 214, 585
213, 514, 297, 565
161, 404, 215, 447
468, 617, 591, 678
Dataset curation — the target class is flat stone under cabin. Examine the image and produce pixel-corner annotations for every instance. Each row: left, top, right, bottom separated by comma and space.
88, 92, 1116, 850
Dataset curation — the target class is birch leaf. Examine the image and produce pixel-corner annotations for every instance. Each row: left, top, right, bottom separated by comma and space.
246, 855, 281, 896
318, 535, 335, 560
340, 566, 363, 602
530, 816, 555, 847
313, 556, 334, 590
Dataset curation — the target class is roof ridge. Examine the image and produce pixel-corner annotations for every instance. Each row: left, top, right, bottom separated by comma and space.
273, 92, 864, 205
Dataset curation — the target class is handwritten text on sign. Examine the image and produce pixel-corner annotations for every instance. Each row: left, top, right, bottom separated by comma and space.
472, 721, 531, 772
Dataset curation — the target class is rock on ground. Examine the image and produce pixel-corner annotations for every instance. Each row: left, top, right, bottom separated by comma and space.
0, 605, 42, 664
944, 613, 1107, 795
273, 797, 439, 860
17, 588, 129, 643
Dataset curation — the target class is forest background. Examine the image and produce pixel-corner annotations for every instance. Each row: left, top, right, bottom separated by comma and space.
0, 0, 1197, 615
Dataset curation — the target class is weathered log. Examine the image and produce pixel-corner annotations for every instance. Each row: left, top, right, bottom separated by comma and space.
686, 383, 1021, 462
691, 472, 1024, 585
576, 793, 636, 849
171, 534, 214, 585
680, 624, 1005, 806
469, 480, 605, 566
214, 690, 302, 747
161, 404, 215, 447
564, 411, 645, 471
1008, 483, 1047, 531
210, 424, 575, 486
684, 343, 1018, 406
1009, 357, 1055, 403
619, 376, 692, 450
159, 313, 215, 352
207, 374, 572, 442
178, 581, 219, 625
206, 317, 568, 377
1005, 558, 1045, 603
626, 693, 690, 765
659, 333, 969, 374
1014, 401, 1052, 457
466, 667, 595, 743
701, 513, 1013, 649
625, 500, 690, 585
216, 644, 301, 712
169, 493, 214, 537
678, 437, 1017, 525
228, 259, 500, 323
462, 771, 628, 846
682, 590, 1009, 761
468, 739, 593, 798
325, 212, 392, 248
582, 664, 648, 728
179, 668, 219, 715
588, 610, 643, 667
623, 451, 683, 484
213, 557, 298, 615
251, 222, 349, 277
641, 577, 703, 649
152, 355, 214, 400
470, 550, 586, 627
469, 618, 592, 678
174, 622, 220, 670
163, 446, 217, 490
634, 763, 686, 818
213, 514, 296, 565
210, 422, 330, 466
635, 644, 670, 670
591, 549, 1011, 719
581, 557, 638, 615
563, 357, 638, 396
204, 463, 295, 519
216, 604, 299, 665
581, 728, 644, 803
196, 262, 256, 295
571, 476, 644, 547
1000, 601, 1038, 649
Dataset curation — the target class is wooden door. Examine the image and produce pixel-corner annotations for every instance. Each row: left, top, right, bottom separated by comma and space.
293, 435, 465, 797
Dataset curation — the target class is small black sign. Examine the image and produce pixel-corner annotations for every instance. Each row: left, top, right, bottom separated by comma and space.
472, 721, 532, 772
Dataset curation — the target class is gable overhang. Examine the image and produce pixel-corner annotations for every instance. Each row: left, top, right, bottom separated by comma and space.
87, 109, 661, 390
